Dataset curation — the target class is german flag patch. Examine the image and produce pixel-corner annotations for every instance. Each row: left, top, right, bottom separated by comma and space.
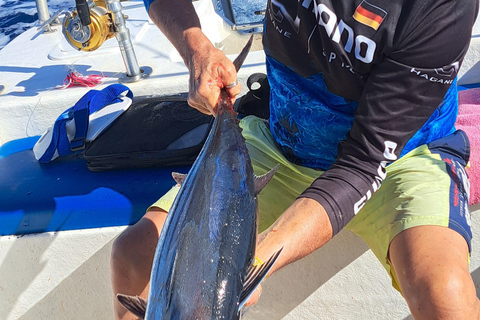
353, 1, 387, 30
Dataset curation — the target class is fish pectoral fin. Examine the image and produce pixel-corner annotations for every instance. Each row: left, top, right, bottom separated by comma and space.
238, 247, 283, 310
117, 293, 147, 319
253, 164, 279, 195
172, 172, 187, 185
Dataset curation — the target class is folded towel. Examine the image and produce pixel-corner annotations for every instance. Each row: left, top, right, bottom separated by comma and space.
458, 88, 480, 205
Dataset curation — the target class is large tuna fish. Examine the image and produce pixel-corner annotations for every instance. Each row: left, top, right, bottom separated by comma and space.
118, 36, 281, 319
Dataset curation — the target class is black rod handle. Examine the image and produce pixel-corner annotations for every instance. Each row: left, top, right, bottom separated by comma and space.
75, 0, 91, 26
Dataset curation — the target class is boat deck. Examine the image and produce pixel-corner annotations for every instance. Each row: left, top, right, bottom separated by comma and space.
1, 0, 480, 319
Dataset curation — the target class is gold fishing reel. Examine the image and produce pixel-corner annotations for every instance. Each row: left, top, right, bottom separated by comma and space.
63, 0, 115, 51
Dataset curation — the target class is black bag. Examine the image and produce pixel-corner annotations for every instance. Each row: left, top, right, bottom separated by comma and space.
84, 94, 213, 171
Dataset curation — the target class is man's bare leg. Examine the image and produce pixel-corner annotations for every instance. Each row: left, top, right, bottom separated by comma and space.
111, 208, 167, 320
389, 225, 480, 319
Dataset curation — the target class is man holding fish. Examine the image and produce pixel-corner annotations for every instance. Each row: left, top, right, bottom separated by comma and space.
111, 0, 480, 319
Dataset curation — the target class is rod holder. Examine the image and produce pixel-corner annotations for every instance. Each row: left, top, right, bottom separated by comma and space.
35, 0, 51, 24
105, 0, 150, 82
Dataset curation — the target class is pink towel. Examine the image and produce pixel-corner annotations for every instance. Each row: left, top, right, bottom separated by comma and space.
458, 88, 480, 205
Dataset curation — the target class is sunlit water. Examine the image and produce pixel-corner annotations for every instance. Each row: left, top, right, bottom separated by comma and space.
0, 0, 73, 49
216, 0, 266, 25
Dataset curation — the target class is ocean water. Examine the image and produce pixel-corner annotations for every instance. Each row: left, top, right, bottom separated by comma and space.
216, 0, 266, 26
0, 0, 265, 50
0, 0, 73, 50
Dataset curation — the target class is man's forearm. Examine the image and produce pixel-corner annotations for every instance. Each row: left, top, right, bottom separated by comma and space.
148, 0, 213, 68
256, 198, 333, 275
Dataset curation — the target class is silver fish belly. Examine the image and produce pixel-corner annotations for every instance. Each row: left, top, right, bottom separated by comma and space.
147, 95, 256, 319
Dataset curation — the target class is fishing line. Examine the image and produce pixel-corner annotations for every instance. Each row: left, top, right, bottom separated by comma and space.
3, 60, 56, 139
25, 50, 120, 138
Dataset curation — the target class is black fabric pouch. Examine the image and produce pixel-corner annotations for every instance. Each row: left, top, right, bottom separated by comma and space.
235, 73, 270, 120
84, 94, 213, 171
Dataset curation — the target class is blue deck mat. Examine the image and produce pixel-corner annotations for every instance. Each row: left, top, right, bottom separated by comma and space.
0, 137, 189, 236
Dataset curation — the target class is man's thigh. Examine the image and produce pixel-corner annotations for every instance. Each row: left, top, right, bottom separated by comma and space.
239, 116, 321, 232
346, 130, 472, 292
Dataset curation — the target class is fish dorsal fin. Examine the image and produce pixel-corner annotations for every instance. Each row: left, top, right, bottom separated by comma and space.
172, 172, 187, 185
233, 35, 254, 72
254, 164, 279, 195
238, 247, 283, 310
117, 294, 147, 319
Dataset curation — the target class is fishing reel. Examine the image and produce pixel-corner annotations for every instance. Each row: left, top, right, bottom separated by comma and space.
63, 0, 115, 51
62, 0, 151, 81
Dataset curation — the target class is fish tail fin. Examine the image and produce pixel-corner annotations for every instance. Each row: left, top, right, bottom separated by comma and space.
253, 164, 279, 195
233, 35, 254, 72
238, 247, 283, 310
117, 293, 147, 319
172, 172, 187, 185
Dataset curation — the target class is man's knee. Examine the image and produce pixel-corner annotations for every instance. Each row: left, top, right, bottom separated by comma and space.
389, 226, 479, 318
111, 229, 142, 281
111, 216, 164, 277
111, 229, 139, 267
401, 265, 479, 318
